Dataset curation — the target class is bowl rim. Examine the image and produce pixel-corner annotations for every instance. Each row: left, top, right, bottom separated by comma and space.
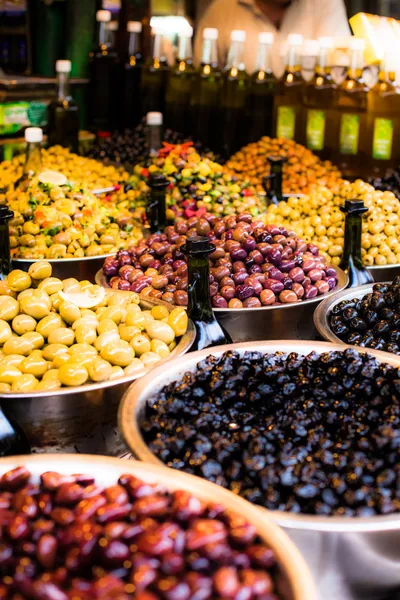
12, 254, 114, 264
0, 453, 317, 600
96, 265, 349, 313
119, 339, 400, 533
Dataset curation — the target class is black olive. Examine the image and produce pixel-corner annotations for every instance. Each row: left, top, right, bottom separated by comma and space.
346, 332, 362, 345
372, 320, 391, 338
331, 321, 349, 337
389, 330, 400, 343
332, 299, 356, 315
385, 342, 400, 354
373, 283, 389, 294
379, 307, 394, 321
360, 332, 374, 347
349, 317, 367, 332
383, 292, 396, 307
364, 309, 378, 326
342, 307, 359, 322
369, 293, 386, 310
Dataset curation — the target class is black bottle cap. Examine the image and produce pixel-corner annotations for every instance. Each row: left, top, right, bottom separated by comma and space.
267, 155, 288, 166
181, 236, 215, 255
340, 200, 368, 215
149, 173, 169, 189
0, 206, 14, 222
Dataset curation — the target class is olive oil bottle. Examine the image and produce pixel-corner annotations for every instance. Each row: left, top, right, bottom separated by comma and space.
21, 127, 43, 185
190, 27, 222, 150
339, 199, 373, 288
303, 37, 337, 160
274, 34, 304, 142
367, 50, 400, 176
47, 60, 80, 153
219, 30, 249, 158
146, 111, 163, 155
246, 32, 277, 143
140, 28, 169, 116
122, 21, 144, 129
335, 38, 368, 179
165, 28, 196, 134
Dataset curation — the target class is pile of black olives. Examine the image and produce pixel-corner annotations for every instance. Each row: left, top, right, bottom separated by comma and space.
329, 278, 400, 354
140, 348, 400, 516
369, 167, 400, 200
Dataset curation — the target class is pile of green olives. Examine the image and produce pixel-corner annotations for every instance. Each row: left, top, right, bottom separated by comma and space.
0, 262, 188, 393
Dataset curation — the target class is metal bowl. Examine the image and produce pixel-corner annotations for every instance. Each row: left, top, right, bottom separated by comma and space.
314, 283, 384, 345
119, 340, 400, 600
96, 267, 349, 342
0, 295, 195, 456
369, 264, 400, 283
0, 453, 316, 600
13, 255, 113, 283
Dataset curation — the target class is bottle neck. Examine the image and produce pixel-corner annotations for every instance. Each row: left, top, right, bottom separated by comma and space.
187, 256, 213, 322
0, 222, 12, 279
153, 33, 164, 60
316, 47, 330, 72
148, 185, 167, 233
57, 71, 70, 99
128, 32, 140, 57
226, 40, 245, 70
178, 35, 192, 62
201, 38, 218, 66
255, 42, 272, 73
23, 142, 42, 177
348, 49, 364, 79
286, 44, 301, 71
147, 123, 162, 154
98, 22, 108, 47
342, 214, 363, 267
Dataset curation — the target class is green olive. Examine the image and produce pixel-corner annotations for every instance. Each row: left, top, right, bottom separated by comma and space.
124, 358, 146, 376
87, 358, 113, 382
125, 311, 146, 330
0, 297, 20, 321
42, 343, 69, 362
140, 351, 162, 368
59, 301, 81, 325
100, 343, 135, 367
97, 319, 118, 335
52, 352, 70, 368
81, 309, 98, 319
36, 314, 64, 338
94, 330, 120, 352
130, 333, 151, 356
118, 324, 141, 343
21, 332, 44, 350
29, 349, 43, 359
97, 305, 124, 325
36, 379, 61, 391
145, 321, 175, 345
0, 365, 22, 383
20, 356, 49, 377
20, 290, 51, 320
0, 383, 11, 392
168, 308, 188, 337
75, 325, 97, 345
38, 277, 63, 295
11, 374, 38, 392
7, 270, 32, 292
0, 319, 13, 344
150, 339, 170, 358
50, 293, 62, 311
1, 355, 24, 368
106, 292, 128, 307
58, 363, 89, 387
12, 314, 37, 336
108, 366, 124, 380
151, 305, 169, 320
142, 311, 154, 323
3, 337, 34, 356
48, 328, 75, 346
28, 261, 52, 280
72, 316, 98, 331
0, 280, 17, 299
62, 278, 81, 294
69, 343, 98, 358
42, 369, 59, 382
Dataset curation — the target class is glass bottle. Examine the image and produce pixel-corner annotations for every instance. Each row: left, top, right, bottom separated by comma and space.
140, 28, 169, 116
105, 20, 118, 48
146, 111, 163, 155
147, 173, 168, 233
246, 32, 277, 143
0, 205, 14, 280
219, 29, 249, 158
339, 200, 374, 288
335, 38, 368, 179
274, 33, 304, 142
88, 9, 120, 132
263, 155, 287, 205
20, 127, 43, 187
123, 21, 144, 129
47, 60, 80, 153
182, 236, 232, 351
367, 50, 400, 177
303, 37, 338, 160
165, 28, 196, 134
190, 27, 222, 150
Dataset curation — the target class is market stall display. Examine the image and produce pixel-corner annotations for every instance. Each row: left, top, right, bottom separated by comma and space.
224, 137, 342, 195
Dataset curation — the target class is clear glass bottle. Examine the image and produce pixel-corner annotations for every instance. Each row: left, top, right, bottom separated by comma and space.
123, 21, 144, 129
303, 37, 338, 160
274, 33, 305, 142
140, 28, 169, 116
335, 38, 368, 179
146, 111, 163, 155
47, 60, 80, 153
219, 29, 249, 157
339, 200, 374, 288
190, 27, 222, 150
165, 28, 196, 134
22, 127, 43, 183
246, 32, 277, 143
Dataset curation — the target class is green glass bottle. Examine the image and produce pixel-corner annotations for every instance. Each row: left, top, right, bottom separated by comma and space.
165, 28, 196, 134
263, 155, 287, 205
182, 236, 232, 351
339, 200, 374, 288
147, 173, 168, 233
47, 60, 80, 153
146, 111, 163, 155
140, 28, 169, 116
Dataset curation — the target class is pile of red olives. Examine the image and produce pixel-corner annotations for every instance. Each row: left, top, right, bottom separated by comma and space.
102, 214, 339, 309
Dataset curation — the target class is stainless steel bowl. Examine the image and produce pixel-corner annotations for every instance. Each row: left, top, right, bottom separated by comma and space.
314, 283, 383, 345
369, 264, 400, 283
0, 454, 316, 600
0, 296, 195, 456
13, 255, 113, 283
119, 340, 400, 600
97, 267, 349, 342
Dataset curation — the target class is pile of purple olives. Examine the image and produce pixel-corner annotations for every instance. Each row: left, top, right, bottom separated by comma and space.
102, 214, 339, 309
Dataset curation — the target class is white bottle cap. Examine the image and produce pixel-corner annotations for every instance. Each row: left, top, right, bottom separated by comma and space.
203, 27, 218, 40
287, 33, 304, 47
127, 21, 142, 33
180, 27, 193, 38
96, 10, 111, 23
350, 37, 366, 51
302, 40, 319, 56
55, 60, 71, 73
146, 112, 163, 126
25, 127, 43, 143
318, 36, 334, 49
106, 21, 118, 31
259, 32, 274, 45
230, 30, 246, 43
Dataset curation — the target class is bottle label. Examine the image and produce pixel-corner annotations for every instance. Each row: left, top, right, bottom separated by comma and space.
0, 101, 48, 136
277, 106, 295, 140
339, 114, 360, 155
306, 110, 326, 151
372, 118, 393, 160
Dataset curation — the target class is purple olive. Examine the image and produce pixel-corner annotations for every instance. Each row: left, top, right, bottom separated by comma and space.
288, 267, 305, 283
304, 285, 318, 299
118, 280, 131, 291
233, 272, 247, 286
103, 260, 119, 277
245, 277, 262, 296
325, 267, 337, 277
280, 260, 296, 273
249, 250, 264, 265
230, 248, 248, 262
326, 276, 338, 290
212, 295, 228, 309
248, 265, 262, 275
283, 277, 293, 289
268, 267, 284, 282
242, 237, 257, 252
269, 249, 282, 266
235, 285, 255, 301
264, 279, 284, 294
220, 286, 235, 301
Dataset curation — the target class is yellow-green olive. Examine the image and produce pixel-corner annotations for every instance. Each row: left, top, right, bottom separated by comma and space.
118, 324, 141, 343
62, 278, 81, 294
29, 349, 43, 359
36, 379, 61, 391
20, 290, 51, 320
81, 309, 98, 319
97, 319, 118, 335
50, 293, 62, 311
59, 301, 81, 325
124, 359, 146, 376
140, 351, 162, 368
42, 343, 69, 362
52, 352, 70, 368
128, 292, 140, 305
7, 270, 32, 292
3, 337, 34, 356
11, 374, 38, 392
1, 355, 24, 368
21, 332, 44, 350
97, 305, 124, 324
100, 343, 135, 367
36, 314, 64, 338
69, 343, 97, 358
130, 334, 151, 356
151, 305, 169, 320
94, 330, 120, 352
150, 339, 170, 358
125, 311, 146, 330
58, 363, 88, 387
145, 321, 175, 345
12, 314, 37, 336
20, 356, 49, 377
43, 369, 59, 382
48, 328, 75, 346
38, 277, 63, 295
0, 383, 11, 392
107, 292, 128, 307
168, 308, 188, 337
87, 358, 113, 382
0, 365, 22, 383
75, 325, 97, 345
0, 297, 20, 321
72, 316, 98, 331
28, 261, 52, 280
0, 280, 17, 298
0, 320, 13, 344
108, 366, 124, 380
